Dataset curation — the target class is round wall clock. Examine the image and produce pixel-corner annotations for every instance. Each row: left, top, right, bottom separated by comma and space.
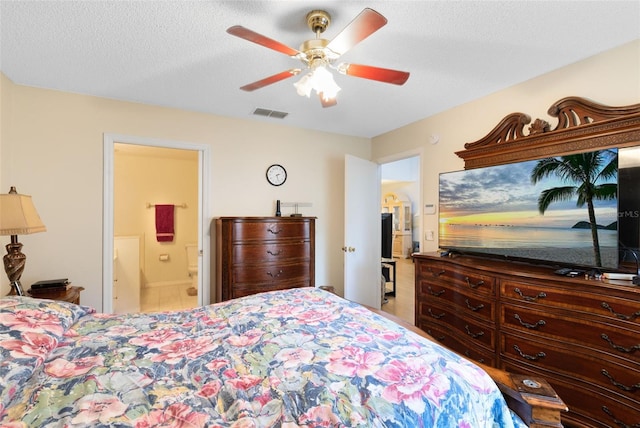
266, 164, 287, 186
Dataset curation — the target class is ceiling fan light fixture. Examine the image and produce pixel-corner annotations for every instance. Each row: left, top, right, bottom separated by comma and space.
293, 73, 313, 97
293, 65, 341, 101
229, 8, 408, 105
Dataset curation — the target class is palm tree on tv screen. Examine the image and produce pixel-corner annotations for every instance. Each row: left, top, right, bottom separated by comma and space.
530, 150, 617, 267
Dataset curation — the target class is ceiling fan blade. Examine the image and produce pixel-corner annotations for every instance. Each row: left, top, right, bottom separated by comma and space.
340, 63, 410, 85
326, 8, 387, 56
240, 69, 302, 92
319, 93, 338, 108
227, 25, 301, 57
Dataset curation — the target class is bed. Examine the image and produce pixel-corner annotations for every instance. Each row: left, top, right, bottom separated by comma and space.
0, 287, 563, 427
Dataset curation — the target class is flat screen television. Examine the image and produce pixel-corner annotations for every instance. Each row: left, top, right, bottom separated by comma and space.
438, 146, 640, 271
381, 213, 393, 259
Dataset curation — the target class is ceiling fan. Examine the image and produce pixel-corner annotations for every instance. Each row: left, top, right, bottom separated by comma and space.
227, 8, 410, 107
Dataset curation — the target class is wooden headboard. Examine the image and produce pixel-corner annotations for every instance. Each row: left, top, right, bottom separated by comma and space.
456, 96, 640, 169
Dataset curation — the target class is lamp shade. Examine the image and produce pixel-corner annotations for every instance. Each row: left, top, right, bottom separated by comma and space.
0, 188, 46, 236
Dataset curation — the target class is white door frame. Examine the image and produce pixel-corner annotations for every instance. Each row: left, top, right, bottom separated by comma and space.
375, 148, 424, 253
103, 133, 211, 313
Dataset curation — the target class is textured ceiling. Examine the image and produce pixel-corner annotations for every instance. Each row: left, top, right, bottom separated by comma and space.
1, 1, 639, 138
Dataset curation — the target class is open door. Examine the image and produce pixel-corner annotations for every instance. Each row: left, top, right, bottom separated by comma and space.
344, 155, 381, 308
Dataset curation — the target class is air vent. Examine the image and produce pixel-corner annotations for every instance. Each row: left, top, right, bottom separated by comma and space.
253, 108, 288, 119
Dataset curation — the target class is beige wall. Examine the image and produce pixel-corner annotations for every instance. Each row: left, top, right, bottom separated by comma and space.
0, 82, 370, 308
372, 39, 640, 253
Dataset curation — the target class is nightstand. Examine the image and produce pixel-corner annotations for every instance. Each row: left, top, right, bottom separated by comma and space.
27, 286, 84, 304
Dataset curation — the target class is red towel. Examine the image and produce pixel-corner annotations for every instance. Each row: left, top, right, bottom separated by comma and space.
155, 205, 175, 242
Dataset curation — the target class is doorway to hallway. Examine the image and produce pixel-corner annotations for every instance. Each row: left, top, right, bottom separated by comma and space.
379, 153, 421, 323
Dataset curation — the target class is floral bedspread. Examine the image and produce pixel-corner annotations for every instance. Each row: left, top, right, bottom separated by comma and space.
1, 288, 525, 427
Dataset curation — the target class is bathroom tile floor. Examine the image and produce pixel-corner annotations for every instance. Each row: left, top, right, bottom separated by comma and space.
140, 282, 198, 313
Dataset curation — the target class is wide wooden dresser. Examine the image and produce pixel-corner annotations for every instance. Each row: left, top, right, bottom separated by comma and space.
215, 217, 315, 302
414, 252, 640, 428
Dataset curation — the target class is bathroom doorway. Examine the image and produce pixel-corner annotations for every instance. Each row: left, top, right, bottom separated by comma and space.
103, 134, 210, 314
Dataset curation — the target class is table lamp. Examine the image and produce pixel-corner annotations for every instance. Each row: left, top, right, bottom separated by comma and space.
0, 186, 46, 295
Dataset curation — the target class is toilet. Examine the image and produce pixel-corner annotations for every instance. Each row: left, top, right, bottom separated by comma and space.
185, 243, 198, 291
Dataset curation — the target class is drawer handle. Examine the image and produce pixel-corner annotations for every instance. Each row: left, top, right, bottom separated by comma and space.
428, 268, 445, 277
464, 325, 484, 338
427, 330, 446, 342
267, 227, 282, 234
514, 313, 546, 329
428, 308, 445, 319
601, 369, 640, 392
513, 288, 547, 302
465, 277, 484, 289
428, 286, 445, 297
266, 270, 283, 278
601, 333, 640, 354
513, 344, 546, 361
267, 249, 282, 256
464, 350, 485, 364
602, 406, 636, 428
465, 299, 484, 312
601, 302, 640, 321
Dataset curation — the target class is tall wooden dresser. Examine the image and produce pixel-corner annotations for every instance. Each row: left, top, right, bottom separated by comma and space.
414, 252, 640, 428
215, 217, 315, 302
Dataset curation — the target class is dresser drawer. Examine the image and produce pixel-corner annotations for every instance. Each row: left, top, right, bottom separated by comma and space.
503, 361, 640, 428
416, 279, 495, 322
232, 220, 310, 242
502, 303, 640, 365
502, 333, 640, 405
233, 242, 310, 264
553, 381, 640, 428
417, 301, 495, 350
233, 262, 311, 284
419, 322, 497, 366
416, 260, 496, 296
502, 279, 640, 328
